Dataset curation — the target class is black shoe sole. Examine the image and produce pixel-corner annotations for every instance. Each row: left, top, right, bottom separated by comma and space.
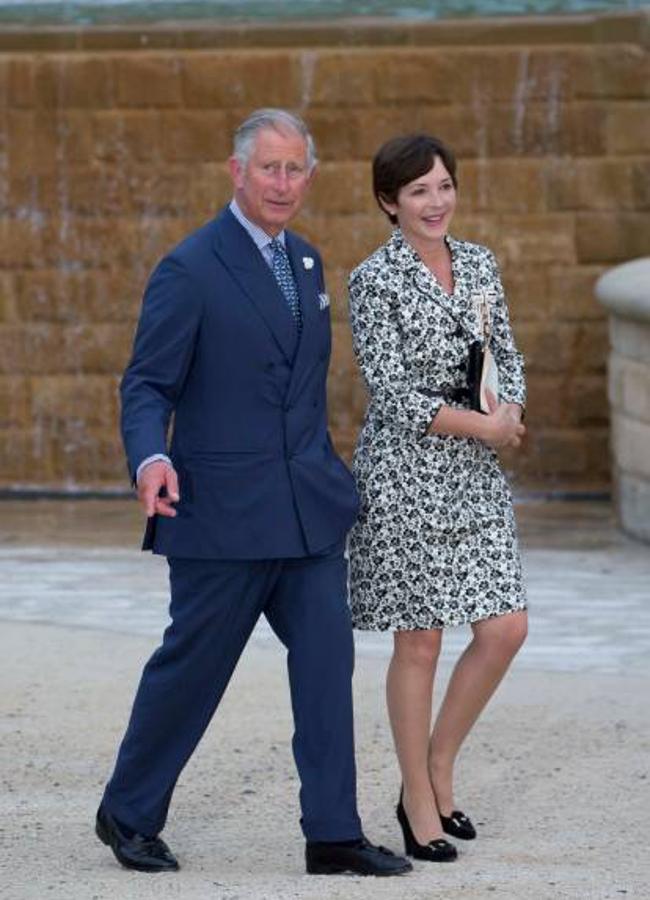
406, 849, 457, 863
306, 859, 412, 877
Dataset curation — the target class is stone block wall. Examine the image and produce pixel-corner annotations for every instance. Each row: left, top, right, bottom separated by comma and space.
0, 12, 648, 492
597, 258, 650, 541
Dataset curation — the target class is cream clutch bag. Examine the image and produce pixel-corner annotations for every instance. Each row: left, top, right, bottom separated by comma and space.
468, 290, 499, 414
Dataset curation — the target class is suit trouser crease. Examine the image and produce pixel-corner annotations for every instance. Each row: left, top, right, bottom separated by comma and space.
102, 552, 362, 842
263, 551, 361, 840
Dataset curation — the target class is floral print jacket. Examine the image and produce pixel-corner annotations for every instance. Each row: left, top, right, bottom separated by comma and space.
348, 228, 526, 443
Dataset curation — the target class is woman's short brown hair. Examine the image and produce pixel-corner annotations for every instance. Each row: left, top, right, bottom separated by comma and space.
372, 134, 457, 224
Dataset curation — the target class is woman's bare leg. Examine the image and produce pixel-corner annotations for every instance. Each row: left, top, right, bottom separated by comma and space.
429, 610, 528, 816
387, 628, 444, 843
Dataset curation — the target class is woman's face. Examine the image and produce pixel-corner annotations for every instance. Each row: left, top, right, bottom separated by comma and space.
382, 155, 457, 247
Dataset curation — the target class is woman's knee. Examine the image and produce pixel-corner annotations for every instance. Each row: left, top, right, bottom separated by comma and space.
476, 610, 528, 658
393, 629, 442, 668
508, 610, 529, 651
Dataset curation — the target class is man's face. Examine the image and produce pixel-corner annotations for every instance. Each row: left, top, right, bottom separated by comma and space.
229, 126, 315, 236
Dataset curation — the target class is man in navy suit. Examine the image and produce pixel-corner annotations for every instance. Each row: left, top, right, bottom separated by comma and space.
95, 109, 410, 878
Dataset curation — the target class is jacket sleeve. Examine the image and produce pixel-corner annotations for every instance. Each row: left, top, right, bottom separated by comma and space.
120, 255, 203, 482
348, 267, 445, 436
485, 250, 527, 408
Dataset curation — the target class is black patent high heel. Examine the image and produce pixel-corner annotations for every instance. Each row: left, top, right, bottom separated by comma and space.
440, 809, 477, 841
396, 790, 457, 862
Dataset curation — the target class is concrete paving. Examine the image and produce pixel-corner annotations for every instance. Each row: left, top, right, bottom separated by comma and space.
1, 499, 649, 675
1, 499, 649, 900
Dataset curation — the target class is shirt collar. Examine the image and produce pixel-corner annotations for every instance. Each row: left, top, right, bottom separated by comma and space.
229, 199, 286, 252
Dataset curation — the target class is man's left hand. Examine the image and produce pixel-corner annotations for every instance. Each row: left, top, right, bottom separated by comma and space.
137, 461, 180, 518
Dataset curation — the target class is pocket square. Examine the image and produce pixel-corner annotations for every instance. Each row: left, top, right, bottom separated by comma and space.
318, 292, 330, 311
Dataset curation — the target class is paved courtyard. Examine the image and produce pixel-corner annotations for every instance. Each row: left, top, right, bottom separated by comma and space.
1, 499, 649, 675
1, 499, 649, 900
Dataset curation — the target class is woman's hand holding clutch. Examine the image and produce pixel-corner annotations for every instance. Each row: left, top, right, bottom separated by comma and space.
482, 394, 526, 449
427, 397, 524, 447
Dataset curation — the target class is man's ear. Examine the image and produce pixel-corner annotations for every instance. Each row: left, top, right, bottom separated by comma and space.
306, 162, 318, 188
228, 155, 244, 189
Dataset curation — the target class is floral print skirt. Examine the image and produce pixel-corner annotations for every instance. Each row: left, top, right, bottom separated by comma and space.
348, 429, 527, 631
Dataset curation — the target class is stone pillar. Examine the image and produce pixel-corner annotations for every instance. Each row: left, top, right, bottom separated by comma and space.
596, 258, 650, 543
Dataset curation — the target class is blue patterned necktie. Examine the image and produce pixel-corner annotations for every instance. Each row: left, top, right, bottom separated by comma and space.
270, 238, 302, 331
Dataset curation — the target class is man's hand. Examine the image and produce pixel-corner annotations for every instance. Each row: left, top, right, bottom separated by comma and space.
483, 394, 526, 449
137, 461, 180, 518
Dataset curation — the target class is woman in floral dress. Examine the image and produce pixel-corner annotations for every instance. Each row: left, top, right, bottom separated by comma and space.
348, 134, 528, 863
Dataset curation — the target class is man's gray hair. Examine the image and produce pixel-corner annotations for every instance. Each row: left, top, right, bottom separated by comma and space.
233, 108, 317, 172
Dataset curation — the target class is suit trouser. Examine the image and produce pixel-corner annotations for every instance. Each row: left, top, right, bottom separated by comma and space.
102, 544, 363, 842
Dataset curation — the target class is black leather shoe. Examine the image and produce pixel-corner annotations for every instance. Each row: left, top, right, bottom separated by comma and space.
95, 805, 179, 872
306, 837, 412, 876
396, 793, 457, 862
440, 809, 477, 841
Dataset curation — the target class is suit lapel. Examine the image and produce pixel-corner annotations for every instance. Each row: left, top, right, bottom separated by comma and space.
447, 237, 482, 340
447, 237, 473, 317
396, 231, 476, 339
212, 208, 298, 363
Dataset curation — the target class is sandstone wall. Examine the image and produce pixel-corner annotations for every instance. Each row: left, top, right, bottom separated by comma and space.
0, 12, 648, 492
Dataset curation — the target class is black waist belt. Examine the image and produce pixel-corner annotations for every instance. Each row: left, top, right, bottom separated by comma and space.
444, 387, 471, 404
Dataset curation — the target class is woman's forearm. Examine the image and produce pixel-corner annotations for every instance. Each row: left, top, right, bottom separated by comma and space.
427, 406, 488, 440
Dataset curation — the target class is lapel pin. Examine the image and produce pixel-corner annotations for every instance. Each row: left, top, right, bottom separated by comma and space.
303, 256, 314, 270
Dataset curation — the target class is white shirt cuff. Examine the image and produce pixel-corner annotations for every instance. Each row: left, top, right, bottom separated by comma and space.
136, 454, 172, 485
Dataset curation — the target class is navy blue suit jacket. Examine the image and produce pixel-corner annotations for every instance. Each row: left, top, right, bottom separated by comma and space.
120, 206, 359, 559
